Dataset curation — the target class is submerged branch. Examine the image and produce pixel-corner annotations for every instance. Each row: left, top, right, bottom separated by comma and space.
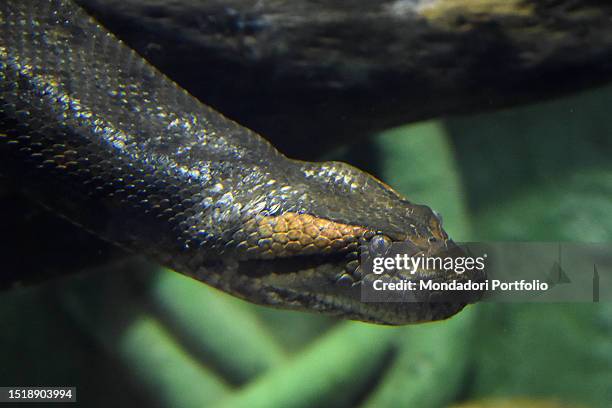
77, 0, 612, 156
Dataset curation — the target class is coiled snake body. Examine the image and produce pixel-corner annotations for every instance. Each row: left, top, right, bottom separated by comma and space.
0, 0, 483, 324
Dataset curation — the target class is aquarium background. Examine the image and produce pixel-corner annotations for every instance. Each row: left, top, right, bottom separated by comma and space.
1, 80, 611, 407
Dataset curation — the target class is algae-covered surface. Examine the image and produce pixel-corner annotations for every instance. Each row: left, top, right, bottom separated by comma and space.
1, 82, 611, 407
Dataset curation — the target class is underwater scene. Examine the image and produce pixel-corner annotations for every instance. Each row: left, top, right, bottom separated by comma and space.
1, 1, 611, 407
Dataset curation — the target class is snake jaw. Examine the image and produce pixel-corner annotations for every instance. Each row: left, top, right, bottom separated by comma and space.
182, 219, 483, 325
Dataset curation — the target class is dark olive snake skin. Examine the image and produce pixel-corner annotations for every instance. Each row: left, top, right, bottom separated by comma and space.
0, 0, 483, 324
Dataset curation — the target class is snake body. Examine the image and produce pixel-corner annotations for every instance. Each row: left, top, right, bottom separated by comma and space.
0, 0, 482, 324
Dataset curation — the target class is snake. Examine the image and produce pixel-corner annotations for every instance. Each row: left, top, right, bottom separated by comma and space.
0, 0, 484, 325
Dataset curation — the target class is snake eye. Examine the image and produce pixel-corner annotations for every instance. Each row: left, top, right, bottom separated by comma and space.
370, 234, 391, 255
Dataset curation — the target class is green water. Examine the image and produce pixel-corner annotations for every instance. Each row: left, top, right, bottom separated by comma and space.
2, 83, 612, 407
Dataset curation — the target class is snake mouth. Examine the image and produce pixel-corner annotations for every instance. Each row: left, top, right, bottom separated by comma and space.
228, 241, 485, 325
353, 241, 486, 324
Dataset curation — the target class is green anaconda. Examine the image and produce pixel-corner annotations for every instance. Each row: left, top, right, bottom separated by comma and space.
0, 0, 484, 324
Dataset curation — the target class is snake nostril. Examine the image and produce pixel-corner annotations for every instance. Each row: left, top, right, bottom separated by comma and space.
432, 210, 443, 226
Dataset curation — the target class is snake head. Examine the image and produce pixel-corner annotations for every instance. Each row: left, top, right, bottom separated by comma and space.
330, 204, 485, 325
193, 161, 486, 325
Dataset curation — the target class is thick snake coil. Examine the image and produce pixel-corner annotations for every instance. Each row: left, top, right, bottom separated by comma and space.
0, 0, 483, 324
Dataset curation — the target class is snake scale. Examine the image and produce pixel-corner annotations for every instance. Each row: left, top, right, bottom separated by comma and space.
0, 0, 483, 324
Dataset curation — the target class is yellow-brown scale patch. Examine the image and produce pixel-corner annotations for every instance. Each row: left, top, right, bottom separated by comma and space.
235, 212, 368, 259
